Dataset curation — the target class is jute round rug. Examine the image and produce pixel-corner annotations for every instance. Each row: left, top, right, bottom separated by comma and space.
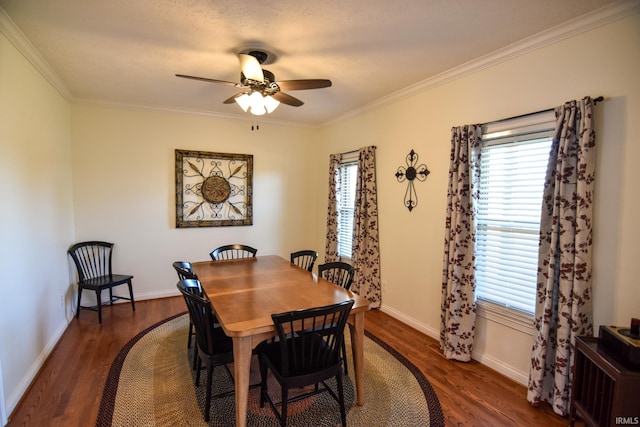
96, 313, 444, 426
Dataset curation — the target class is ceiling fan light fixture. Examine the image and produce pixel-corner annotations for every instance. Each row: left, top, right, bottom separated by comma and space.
248, 91, 266, 115
235, 91, 280, 116
235, 93, 251, 112
264, 95, 280, 113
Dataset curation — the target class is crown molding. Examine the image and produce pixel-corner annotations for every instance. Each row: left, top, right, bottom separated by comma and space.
324, 0, 640, 127
0, 7, 72, 100
73, 98, 318, 129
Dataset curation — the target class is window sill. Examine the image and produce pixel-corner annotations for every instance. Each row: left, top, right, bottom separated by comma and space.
476, 301, 534, 335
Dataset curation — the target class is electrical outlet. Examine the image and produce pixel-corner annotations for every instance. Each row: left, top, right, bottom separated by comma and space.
60, 294, 64, 307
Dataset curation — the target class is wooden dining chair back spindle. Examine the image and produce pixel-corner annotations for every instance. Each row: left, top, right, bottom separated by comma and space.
177, 279, 235, 422
67, 241, 135, 323
290, 250, 318, 272
257, 300, 354, 427
209, 244, 257, 261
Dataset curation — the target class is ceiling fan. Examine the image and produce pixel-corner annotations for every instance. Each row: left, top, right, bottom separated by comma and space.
176, 49, 332, 115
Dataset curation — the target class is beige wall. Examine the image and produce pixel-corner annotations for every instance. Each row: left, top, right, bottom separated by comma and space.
319, 13, 640, 383
70, 105, 323, 301
0, 33, 75, 416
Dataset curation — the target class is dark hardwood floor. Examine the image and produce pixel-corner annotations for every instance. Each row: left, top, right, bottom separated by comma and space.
7, 297, 571, 426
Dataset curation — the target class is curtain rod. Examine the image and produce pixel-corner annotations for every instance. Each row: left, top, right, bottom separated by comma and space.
484, 96, 604, 126
341, 146, 377, 156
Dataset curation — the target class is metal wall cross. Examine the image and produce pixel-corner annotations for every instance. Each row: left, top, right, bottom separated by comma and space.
395, 149, 430, 212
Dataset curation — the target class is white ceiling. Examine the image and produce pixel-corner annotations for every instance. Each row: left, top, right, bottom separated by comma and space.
0, 0, 627, 125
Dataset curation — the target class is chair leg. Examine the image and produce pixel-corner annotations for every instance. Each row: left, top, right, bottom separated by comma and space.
337, 373, 347, 427
96, 290, 103, 323
195, 355, 202, 386
76, 288, 83, 318
342, 338, 348, 375
127, 280, 135, 311
204, 362, 213, 422
280, 386, 288, 427
259, 356, 268, 407
191, 338, 198, 370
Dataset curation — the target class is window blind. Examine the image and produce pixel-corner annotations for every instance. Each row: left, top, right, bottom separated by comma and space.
476, 131, 552, 314
338, 161, 357, 259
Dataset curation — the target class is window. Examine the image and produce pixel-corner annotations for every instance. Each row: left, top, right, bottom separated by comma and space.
337, 155, 358, 260
475, 113, 554, 316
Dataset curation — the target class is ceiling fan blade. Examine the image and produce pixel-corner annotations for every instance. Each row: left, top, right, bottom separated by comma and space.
175, 74, 238, 86
276, 79, 332, 91
272, 91, 304, 107
223, 92, 245, 104
238, 54, 264, 83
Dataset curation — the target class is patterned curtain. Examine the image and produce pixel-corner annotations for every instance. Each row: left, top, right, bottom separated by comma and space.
440, 125, 482, 361
324, 153, 341, 263
352, 146, 381, 308
527, 97, 596, 416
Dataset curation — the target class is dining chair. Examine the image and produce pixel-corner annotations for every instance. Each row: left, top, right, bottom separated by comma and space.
177, 279, 235, 422
209, 244, 257, 261
172, 261, 197, 280
67, 241, 135, 323
172, 262, 201, 369
257, 300, 354, 427
317, 261, 355, 290
317, 261, 355, 375
290, 250, 318, 272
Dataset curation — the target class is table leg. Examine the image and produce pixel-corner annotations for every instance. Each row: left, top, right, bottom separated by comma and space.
349, 311, 365, 406
232, 336, 252, 427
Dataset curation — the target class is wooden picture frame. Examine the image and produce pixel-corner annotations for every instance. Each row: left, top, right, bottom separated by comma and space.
175, 149, 253, 228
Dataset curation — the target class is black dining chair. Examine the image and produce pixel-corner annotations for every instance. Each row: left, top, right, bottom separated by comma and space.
172, 261, 197, 280
177, 279, 235, 422
210, 244, 257, 261
317, 261, 355, 375
317, 261, 355, 290
290, 250, 318, 272
67, 241, 135, 323
172, 262, 201, 369
257, 300, 354, 427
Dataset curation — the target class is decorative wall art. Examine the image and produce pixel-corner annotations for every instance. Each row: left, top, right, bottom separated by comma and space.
175, 149, 253, 227
395, 149, 430, 212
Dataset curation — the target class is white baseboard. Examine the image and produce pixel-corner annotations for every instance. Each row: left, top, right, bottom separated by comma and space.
0, 360, 6, 426
5, 316, 69, 418
379, 304, 440, 340
132, 289, 181, 301
379, 303, 529, 386
471, 352, 529, 386
6, 288, 181, 420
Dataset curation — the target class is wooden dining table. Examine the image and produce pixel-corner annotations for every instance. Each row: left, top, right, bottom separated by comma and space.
192, 255, 371, 427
